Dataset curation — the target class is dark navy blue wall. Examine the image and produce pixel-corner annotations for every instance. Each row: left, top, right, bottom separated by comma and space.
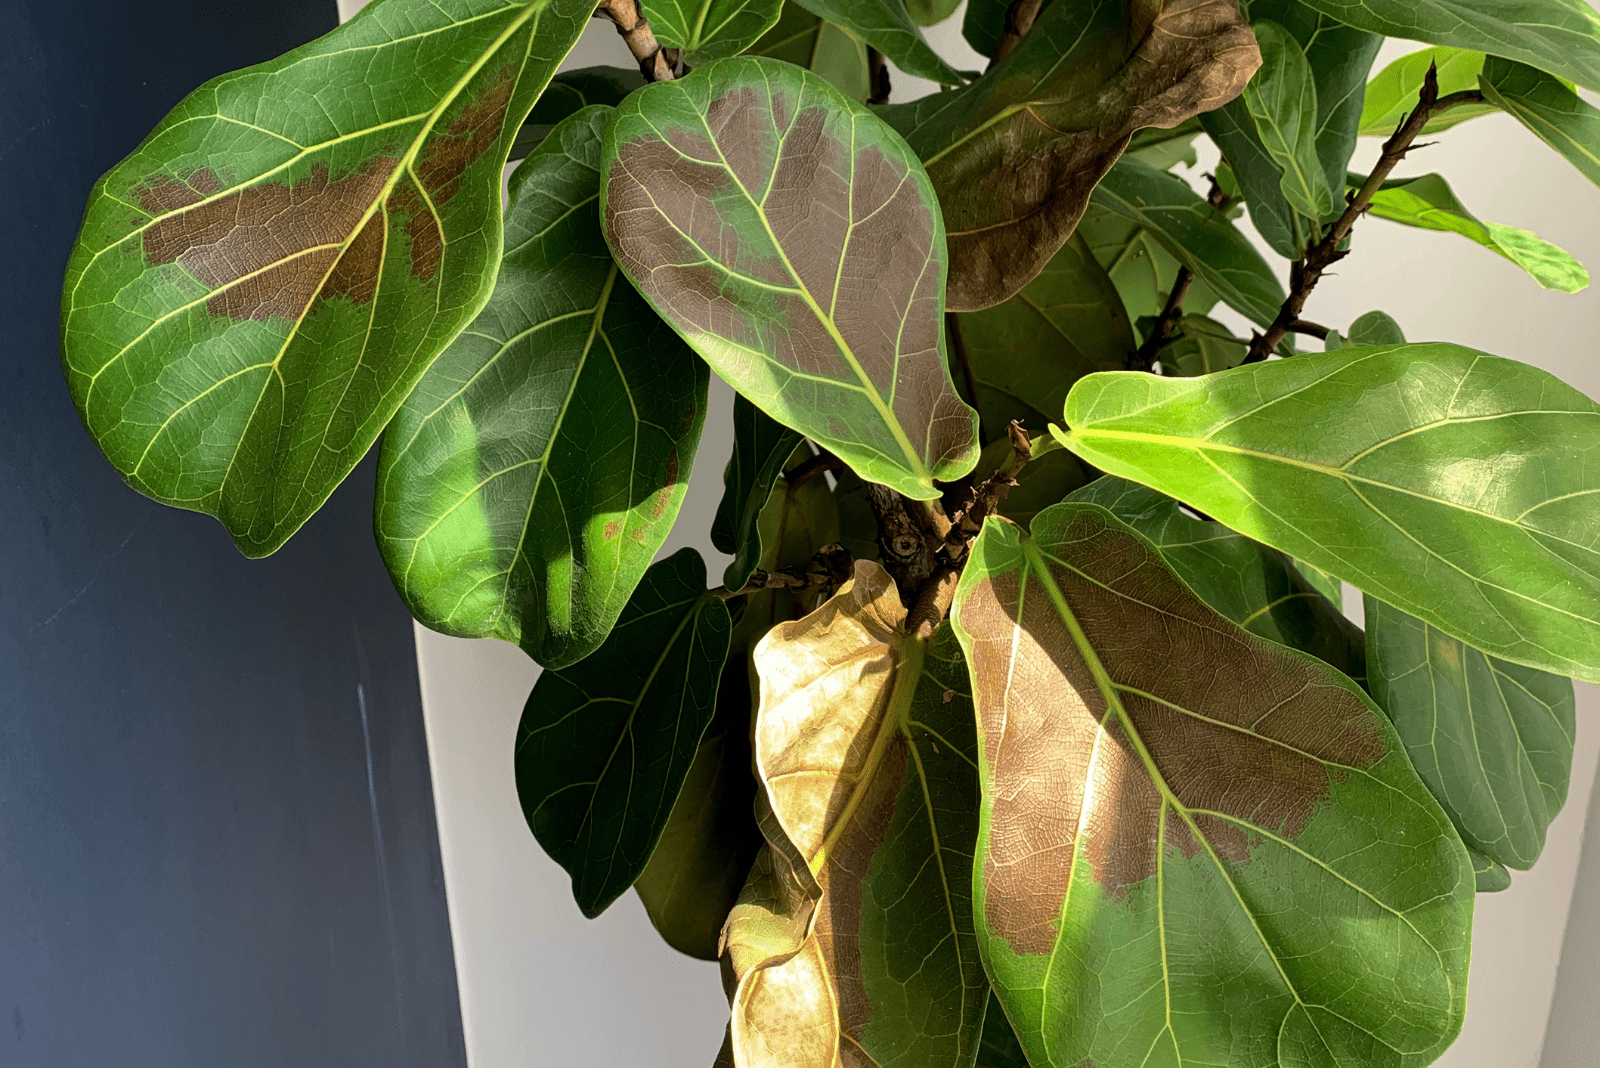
0, 2, 467, 1064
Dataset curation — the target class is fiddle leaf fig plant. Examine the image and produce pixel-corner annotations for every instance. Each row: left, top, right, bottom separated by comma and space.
60, 0, 1600, 1064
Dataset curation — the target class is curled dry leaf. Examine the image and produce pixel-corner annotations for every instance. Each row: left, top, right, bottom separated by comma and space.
883, 0, 1260, 311
723, 561, 987, 1068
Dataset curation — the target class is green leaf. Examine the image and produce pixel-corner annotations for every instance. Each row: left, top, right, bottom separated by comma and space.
1086, 159, 1287, 328
725, 564, 987, 1066
1481, 54, 1600, 190
1070, 476, 1366, 682
959, 0, 1008, 58
831, 466, 882, 563
951, 502, 1472, 1068
1365, 595, 1576, 870
1472, 849, 1513, 892
904, 0, 960, 27
1361, 171, 1588, 292
516, 548, 732, 917
791, 0, 964, 84
1075, 201, 1226, 326
713, 396, 804, 590
1347, 309, 1406, 345
975, 995, 1030, 1068
1123, 119, 1205, 172
880, 0, 1260, 310
511, 65, 646, 159
375, 107, 707, 669
1294, 0, 1600, 91
1057, 345, 1600, 682
645, 0, 785, 64
1243, 21, 1337, 220
601, 57, 979, 501
1156, 314, 1247, 378
1359, 47, 1498, 136
750, 1, 870, 101
947, 234, 1133, 440
61, 0, 592, 558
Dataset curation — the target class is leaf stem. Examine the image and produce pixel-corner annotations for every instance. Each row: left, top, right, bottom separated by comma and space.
594, 0, 680, 82
989, 0, 1044, 68
1244, 67, 1485, 362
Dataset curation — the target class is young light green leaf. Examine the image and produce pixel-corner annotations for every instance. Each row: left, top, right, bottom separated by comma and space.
951, 502, 1472, 1068
725, 563, 987, 1067
750, 1, 870, 101
375, 107, 707, 670
947, 234, 1133, 439
516, 549, 732, 918
61, 0, 593, 558
1087, 159, 1287, 327
790, 0, 964, 84
1481, 55, 1600, 189
881, 0, 1260, 310
713, 397, 805, 591
1243, 21, 1338, 220
1070, 476, 1366, 683
1361, 171, 1588, 292
1365, 596, 1576, 870
645, 0, 785, 64
1360, 47, 1498, 136
1294, 0, 1600, 91
1347, 309, 1406, 345
601, 57, 979, 501
1057, 345, 1600, 682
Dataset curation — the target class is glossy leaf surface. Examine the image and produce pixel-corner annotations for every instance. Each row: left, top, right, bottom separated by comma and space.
1294, 0, 1600, 91
713, 396, 805, 590
1366, 596, 1575, 870
791, 0, 963, 84
516, 549, 732, 917
1359, 47, 1497, 135
1481, 55, 1600, 189
647, 0, 785, 64
882, 0, 1259, 310
751, 1, 871, 101
1058, 345, 1600, 681
1087, 159, 1286, 327
725, 563, 987, 1067
377, 107, 706, 669
947, 234, 1132, 439
1070, 476, 1365, 682
602, 57, 979, 500
1363, 171, 1588, 292
62, 0, 592, 557
511, 66, 645, 158
1242, 21, 1336, 220
952, 502, 1473, 1068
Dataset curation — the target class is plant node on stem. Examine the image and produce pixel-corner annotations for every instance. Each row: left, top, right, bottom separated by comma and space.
595, 0, 680, 82
1244, 65, 1485, 363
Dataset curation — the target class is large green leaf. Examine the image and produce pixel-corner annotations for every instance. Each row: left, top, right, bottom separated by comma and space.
750, 1, 871, 102
951, 502, 1473, 1068
724, 563, 987, 1067
1365, 596, 1576, 870
645, 0, 785, 64
1360, 171, 1588, 293
1293, 0, 1600, 91
1481, 55, 1600, 189
960, 0, 1010, 59
601, 57, 979, 501
1070, 475, 1366, 682
516, 548, 732, 917
712, 396, 805, 590
1359, 47, 1498, 136
1087, 159, 1287, 327
510, 66, 646, 159
375, 107, 707, 669
947, 234, 1133, 440
880, 0, 1260, 311
1056, 345, 1600, 682
791, 0, 964, 84
61, 0, 591, 557
1242, 20, 1337, 221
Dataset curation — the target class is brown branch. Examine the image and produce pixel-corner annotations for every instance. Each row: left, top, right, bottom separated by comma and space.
595, 0, 679, 82
1244, 69, 1485, 363
989, 0, 1044, 69
1287, 318, 1330, 340
711, 545, 852, 600
906, 565, 959, 640
785, 450, 843, 488
866, 48, 891, 106
942, 421, 1030, 561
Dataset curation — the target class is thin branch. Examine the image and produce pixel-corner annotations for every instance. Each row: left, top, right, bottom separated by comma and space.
989, 0, 1044, 68
711, 545, 851, 600
1287, 318, 1330, 340
942, 421, 1030, 561
785, 450, 843, 488
594, 0, 679, 82
1244, 69, 1485, 362
866, 48, 891, 106
1128, 175, 1229, 372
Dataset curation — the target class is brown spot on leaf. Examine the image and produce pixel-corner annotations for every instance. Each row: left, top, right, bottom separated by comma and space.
135, 168, 222, 213
604, 521, 621, 541
417, 66, 516, 206
322, 210, 384, 305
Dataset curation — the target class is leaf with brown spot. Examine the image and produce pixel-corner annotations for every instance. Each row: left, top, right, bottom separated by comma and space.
723, 562, 987, 1067
601, 57, 979, 502
375, 108, 707, 669
62, 0, 594, 557
951, 502, 1473, 1068
879, 0, 1261, 311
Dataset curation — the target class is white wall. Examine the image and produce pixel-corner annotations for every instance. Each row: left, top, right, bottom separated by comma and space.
330, 1, 1600, 1063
